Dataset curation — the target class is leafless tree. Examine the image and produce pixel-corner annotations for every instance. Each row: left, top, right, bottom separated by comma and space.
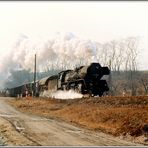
141, 77, 148, 95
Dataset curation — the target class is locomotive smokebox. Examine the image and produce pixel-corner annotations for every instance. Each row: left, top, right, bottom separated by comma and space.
87, 63, 110, 80
102, 67, 110, 75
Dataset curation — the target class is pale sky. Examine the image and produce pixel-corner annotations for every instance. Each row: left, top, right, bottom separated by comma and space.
0, 1, 148, 70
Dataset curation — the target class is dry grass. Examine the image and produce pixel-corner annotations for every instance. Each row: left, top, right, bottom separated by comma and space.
7, 96, 148, 137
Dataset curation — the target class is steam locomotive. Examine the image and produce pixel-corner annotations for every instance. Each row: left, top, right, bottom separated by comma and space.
56, 62, 110, 96
7, 62, 110, 97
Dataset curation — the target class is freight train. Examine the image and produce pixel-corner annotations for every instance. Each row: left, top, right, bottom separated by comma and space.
6, 81, 37, 97
7, 62, 110, 97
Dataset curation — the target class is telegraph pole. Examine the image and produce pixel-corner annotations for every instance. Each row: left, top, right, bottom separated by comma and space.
34, 54, 36, 97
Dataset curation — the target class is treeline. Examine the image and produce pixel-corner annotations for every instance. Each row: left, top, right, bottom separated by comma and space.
44, 36, 140, 72
109, 71, 148, 96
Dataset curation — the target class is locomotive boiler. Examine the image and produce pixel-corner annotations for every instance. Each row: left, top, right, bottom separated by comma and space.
56, 62, 110, 96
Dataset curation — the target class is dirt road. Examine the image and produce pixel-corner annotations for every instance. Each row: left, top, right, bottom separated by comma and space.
0, 97, 142, 146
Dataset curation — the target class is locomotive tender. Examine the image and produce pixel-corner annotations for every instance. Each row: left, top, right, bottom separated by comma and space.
7, 62, 110, 97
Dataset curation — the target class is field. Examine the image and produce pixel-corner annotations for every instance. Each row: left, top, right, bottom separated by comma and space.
7, 96, 148, 144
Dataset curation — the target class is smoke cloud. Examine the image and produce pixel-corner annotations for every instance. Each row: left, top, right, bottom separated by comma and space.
0, 32, 99, 88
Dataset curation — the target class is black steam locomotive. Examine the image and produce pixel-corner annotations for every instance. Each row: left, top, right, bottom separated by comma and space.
7, 62, 110, 97
56, 62, 110, 96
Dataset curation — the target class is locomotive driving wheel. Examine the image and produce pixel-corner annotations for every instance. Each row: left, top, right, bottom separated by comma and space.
74, 83, 82, 93
88, 90, 94, 97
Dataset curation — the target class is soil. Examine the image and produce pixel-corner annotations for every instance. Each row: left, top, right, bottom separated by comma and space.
0, 96, 148, 146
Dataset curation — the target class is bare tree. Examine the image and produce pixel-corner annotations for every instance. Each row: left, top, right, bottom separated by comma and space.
126, 37, 139, 95
141, 77, 148, 95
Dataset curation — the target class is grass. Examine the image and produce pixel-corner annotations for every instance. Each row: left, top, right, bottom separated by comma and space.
7, 96, 148, 137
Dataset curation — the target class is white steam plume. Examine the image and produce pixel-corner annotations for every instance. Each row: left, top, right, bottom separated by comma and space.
41, 90, 83, 99
0, 32, 99, 88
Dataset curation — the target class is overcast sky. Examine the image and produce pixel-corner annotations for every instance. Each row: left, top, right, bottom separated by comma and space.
0, 1, 148, 70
